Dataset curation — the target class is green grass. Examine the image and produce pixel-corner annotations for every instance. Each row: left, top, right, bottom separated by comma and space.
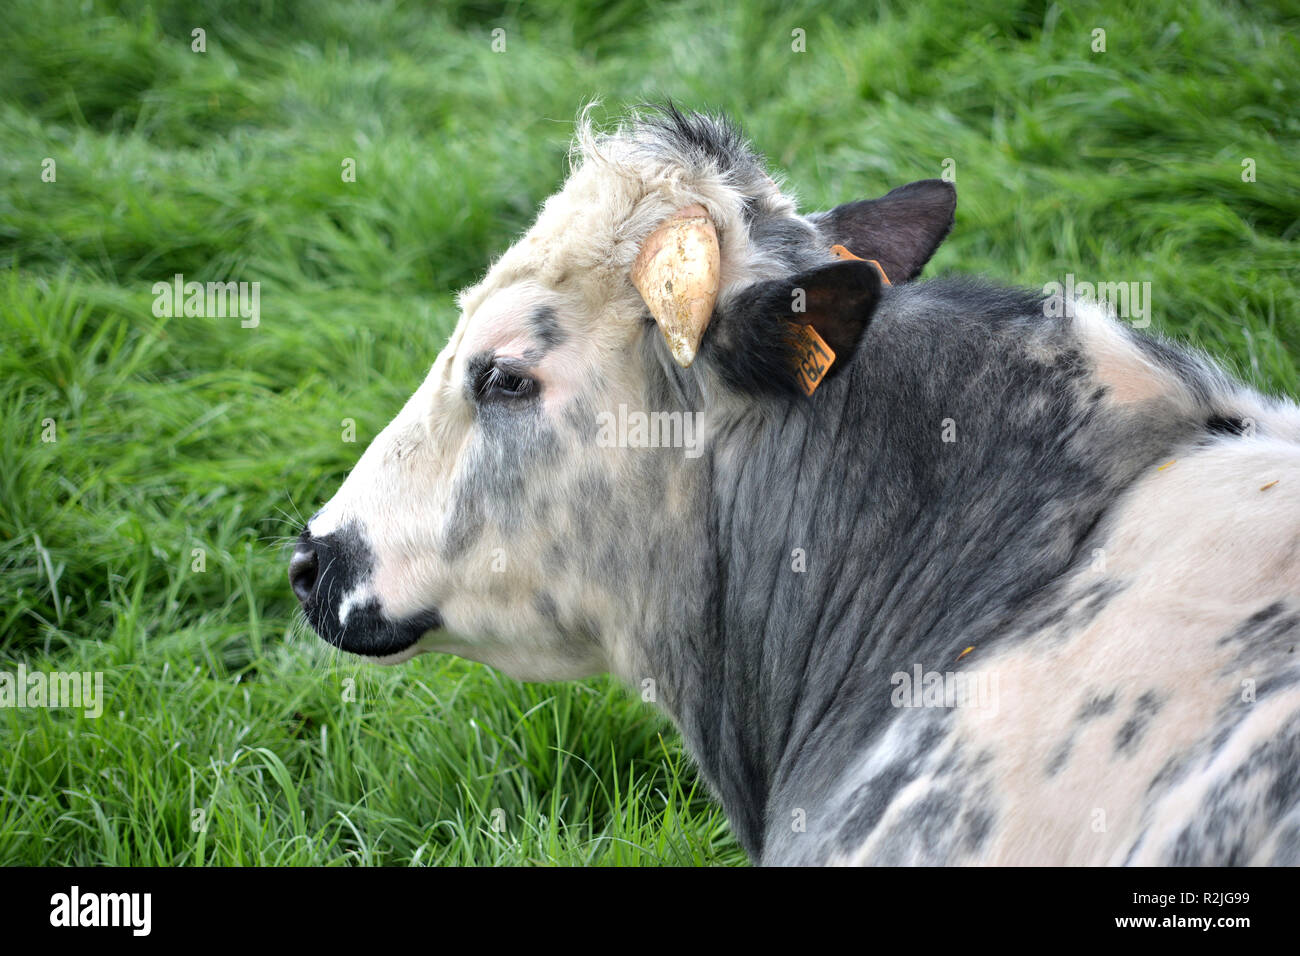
0, 0, 1296, 865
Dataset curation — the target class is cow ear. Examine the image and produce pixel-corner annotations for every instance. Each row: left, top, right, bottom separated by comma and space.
811, 179, 955, 283
700, 259, 883, 399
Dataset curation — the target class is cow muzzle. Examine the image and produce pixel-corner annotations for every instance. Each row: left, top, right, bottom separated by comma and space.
289, 523, 442, 661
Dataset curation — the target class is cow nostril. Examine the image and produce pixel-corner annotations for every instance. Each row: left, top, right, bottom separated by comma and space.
289, 543, 320, 605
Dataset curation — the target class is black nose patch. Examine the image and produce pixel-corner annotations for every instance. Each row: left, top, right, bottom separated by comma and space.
290, 521, 442, 658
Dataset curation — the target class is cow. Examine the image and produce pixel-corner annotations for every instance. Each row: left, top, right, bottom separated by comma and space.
289, 105, 1300, 865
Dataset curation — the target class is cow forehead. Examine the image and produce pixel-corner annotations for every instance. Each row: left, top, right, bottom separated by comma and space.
457, 161, 644, 320
456, 281, 558, 362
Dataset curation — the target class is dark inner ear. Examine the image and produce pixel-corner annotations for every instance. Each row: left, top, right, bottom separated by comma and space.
812, 179, 956, 283
700, 259, 883, 399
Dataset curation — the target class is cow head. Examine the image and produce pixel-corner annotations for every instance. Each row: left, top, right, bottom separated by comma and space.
290, 106, 955, 680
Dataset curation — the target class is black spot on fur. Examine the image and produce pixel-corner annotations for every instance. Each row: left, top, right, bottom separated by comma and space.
1048, 692, 1119, 776
1216, 601, 1300, 680
1219, 600, 1298, 647
1206, 414, 1247, 436
529, 306, 565, 351
1077, 691, 1118, 721
1045, 739, 1073, 776
1115, 690, 1164, 756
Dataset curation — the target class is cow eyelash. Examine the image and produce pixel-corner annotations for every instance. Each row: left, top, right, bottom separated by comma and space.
476, 363, 535, 401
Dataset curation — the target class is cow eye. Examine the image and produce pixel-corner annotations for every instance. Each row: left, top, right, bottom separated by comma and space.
476, 362, 535, 402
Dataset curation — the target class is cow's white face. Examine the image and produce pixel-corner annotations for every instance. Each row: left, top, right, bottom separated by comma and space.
291, 108, 956, 681
291, 112, 774, 678
297, 268, 660, 678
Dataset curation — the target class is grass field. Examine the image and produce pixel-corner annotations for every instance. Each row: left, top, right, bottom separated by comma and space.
1, 0, 1296, 865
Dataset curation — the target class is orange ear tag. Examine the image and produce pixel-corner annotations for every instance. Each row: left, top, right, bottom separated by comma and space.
789, 322, 836, 396
829, 244, 892, 285
787, 245, 890, 395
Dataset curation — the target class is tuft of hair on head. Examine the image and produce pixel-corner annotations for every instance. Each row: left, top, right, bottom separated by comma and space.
569, 100, 780, 206
630, 102, 756, 178
569, 97, 610, 173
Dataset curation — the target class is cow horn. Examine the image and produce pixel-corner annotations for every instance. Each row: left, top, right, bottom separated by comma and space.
631, 204, 720, 369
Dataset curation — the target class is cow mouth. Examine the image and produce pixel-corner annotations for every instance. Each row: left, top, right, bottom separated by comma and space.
304, 598, 444, 661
